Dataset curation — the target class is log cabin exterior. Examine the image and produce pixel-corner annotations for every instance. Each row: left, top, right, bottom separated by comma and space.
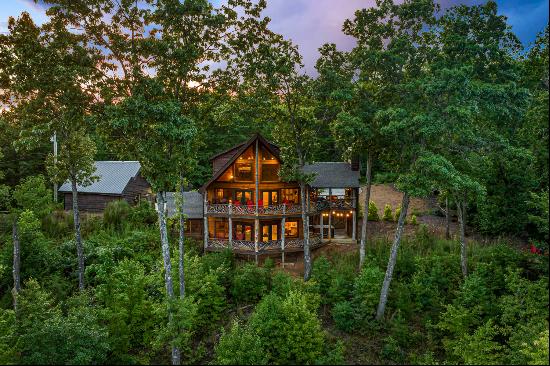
199, 133, 360, 257
59, 161, 153, 213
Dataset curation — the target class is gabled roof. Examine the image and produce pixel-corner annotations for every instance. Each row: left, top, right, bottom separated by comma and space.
302, 162, 361, 188
58, 161, 141, 195
200, 133, 281, 193
165, 191, 203, 219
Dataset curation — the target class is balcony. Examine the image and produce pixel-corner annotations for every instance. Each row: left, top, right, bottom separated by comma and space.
206, 203, 317, 216
206, 233, 323, 253
206, 199, 355, 217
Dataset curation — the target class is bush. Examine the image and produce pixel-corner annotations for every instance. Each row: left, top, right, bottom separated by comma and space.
42, 210, 74, 238
332, 301, 356, 332
214, 320, 267, 365
410, 214, 418, 225
248, 291, 325, 364
15, 280, 110, 365
383, 204, 393, 221
352, 265, 385, 323
394, 205, 401, 221
103, 200, 131, 231
128, 200, 157, 226
368, 201, 380, 221
13, 175, 56, 219
231, 263, 269, 304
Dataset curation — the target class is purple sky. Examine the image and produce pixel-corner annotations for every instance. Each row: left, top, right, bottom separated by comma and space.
1, 0, 548, 75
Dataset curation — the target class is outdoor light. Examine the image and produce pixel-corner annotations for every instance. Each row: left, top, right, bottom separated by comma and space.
332, 211, 336, 214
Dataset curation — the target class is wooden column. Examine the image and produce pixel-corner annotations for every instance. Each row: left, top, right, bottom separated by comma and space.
203, 194, 208, 251
352, 188, 356, 241
254, 139, 259, 264
228, 202, 233, 247
254, 219, 259, 264
320, 210, 324, 240
328, 188, 332, 240
281, 203, 286, 268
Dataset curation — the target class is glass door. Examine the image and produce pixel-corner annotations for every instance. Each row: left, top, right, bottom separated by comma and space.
261, 222, 279, 242
261, 190, 279, 207
235, 190, 253, 205
235, 222, 253, 241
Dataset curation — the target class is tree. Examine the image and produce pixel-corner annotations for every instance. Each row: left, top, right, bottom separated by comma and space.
315, 43, 383, 268
0, 13, 100, 292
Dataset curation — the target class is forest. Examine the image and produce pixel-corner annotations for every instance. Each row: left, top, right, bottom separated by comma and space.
0, 0, 548, 364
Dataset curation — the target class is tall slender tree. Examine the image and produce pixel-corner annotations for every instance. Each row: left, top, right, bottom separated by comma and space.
0, 13, 100, 291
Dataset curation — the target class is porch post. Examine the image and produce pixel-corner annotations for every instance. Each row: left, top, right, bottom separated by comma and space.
328, 188, 332, 240
352, 188, 356, 241
203, 194, 208, 251
320, 210, 324, 240
228, 202, 233, 247
281, 203, 286, 268
254, 219, 259, 264
254, 139, 259, 264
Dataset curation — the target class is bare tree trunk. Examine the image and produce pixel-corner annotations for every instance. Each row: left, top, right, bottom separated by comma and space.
359, 153, 373, 268
71, 179, 85, 291
457, 200, 468, 277
376, 192, 410, 321
12, 218, 20, 311
156, 191, 180, 365
300, 181, 311, 281
445, 197, 451, 239
178, 179, 185, 299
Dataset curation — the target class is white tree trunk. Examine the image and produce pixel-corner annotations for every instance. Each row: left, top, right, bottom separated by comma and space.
359, 153, 373, 268
12, 218, 20, 310
376, 192, 410, 321
445, 197, 451, 239
71, 179, 85, 291
457, 200, 468, 277
178, 179, 185, 299
300, 181, 311, 281
156, 191, 180, 365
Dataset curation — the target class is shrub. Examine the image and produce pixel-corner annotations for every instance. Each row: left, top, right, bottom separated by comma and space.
128, 200, 157, 226
249, 291, 325, 364
13, 175, 56, 219
352, 265, 384, 323
311, 256, 331, 299
103, 200, 131, 231
394, 205, 401, 221
332, 301, 356, 332
383, 204, 393, 221
16, 280, 110, 365
42, 210, 73, 238
231, 263, 269, 304
410, 214, 418, 225
214, 320, 267, 365
368, 201, 380, 221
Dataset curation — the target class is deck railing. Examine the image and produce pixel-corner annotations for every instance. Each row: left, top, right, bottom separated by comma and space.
207, 233, 322, 253
206, 200, 354, 216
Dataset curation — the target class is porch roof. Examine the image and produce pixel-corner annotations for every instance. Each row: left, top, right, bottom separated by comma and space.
302, 162, 361, 188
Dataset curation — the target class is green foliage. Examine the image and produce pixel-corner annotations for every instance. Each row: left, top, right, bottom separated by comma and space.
394, 205, 401, 221
527, 190, 549, 241
382, 204, 393, 221
368, 201, 380, 221
15, 280, 110, 365
214, 320, 268, 365
13, 175, 55, 218
128, 200, 158, 227
103, 199, 131, 231
41, 210, 74, 238
410, 214, 418, 225
231, 263, 269, 304
248, 291, 325, 364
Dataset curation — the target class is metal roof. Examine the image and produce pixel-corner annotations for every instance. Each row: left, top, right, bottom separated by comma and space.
165, 191, 204, 219
302, 162, 361, 188
58, 161, 141, 194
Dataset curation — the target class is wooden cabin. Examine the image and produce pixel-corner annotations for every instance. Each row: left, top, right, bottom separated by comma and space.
59, 161, 153, 213
199, 133, 360, 256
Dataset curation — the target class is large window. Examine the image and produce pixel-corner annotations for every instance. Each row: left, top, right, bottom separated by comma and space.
281, 188, 299, 204
284, 221, 299, 238
261, 164, 279, 181
261, 146, 279, 182
234, 147, 255, 181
